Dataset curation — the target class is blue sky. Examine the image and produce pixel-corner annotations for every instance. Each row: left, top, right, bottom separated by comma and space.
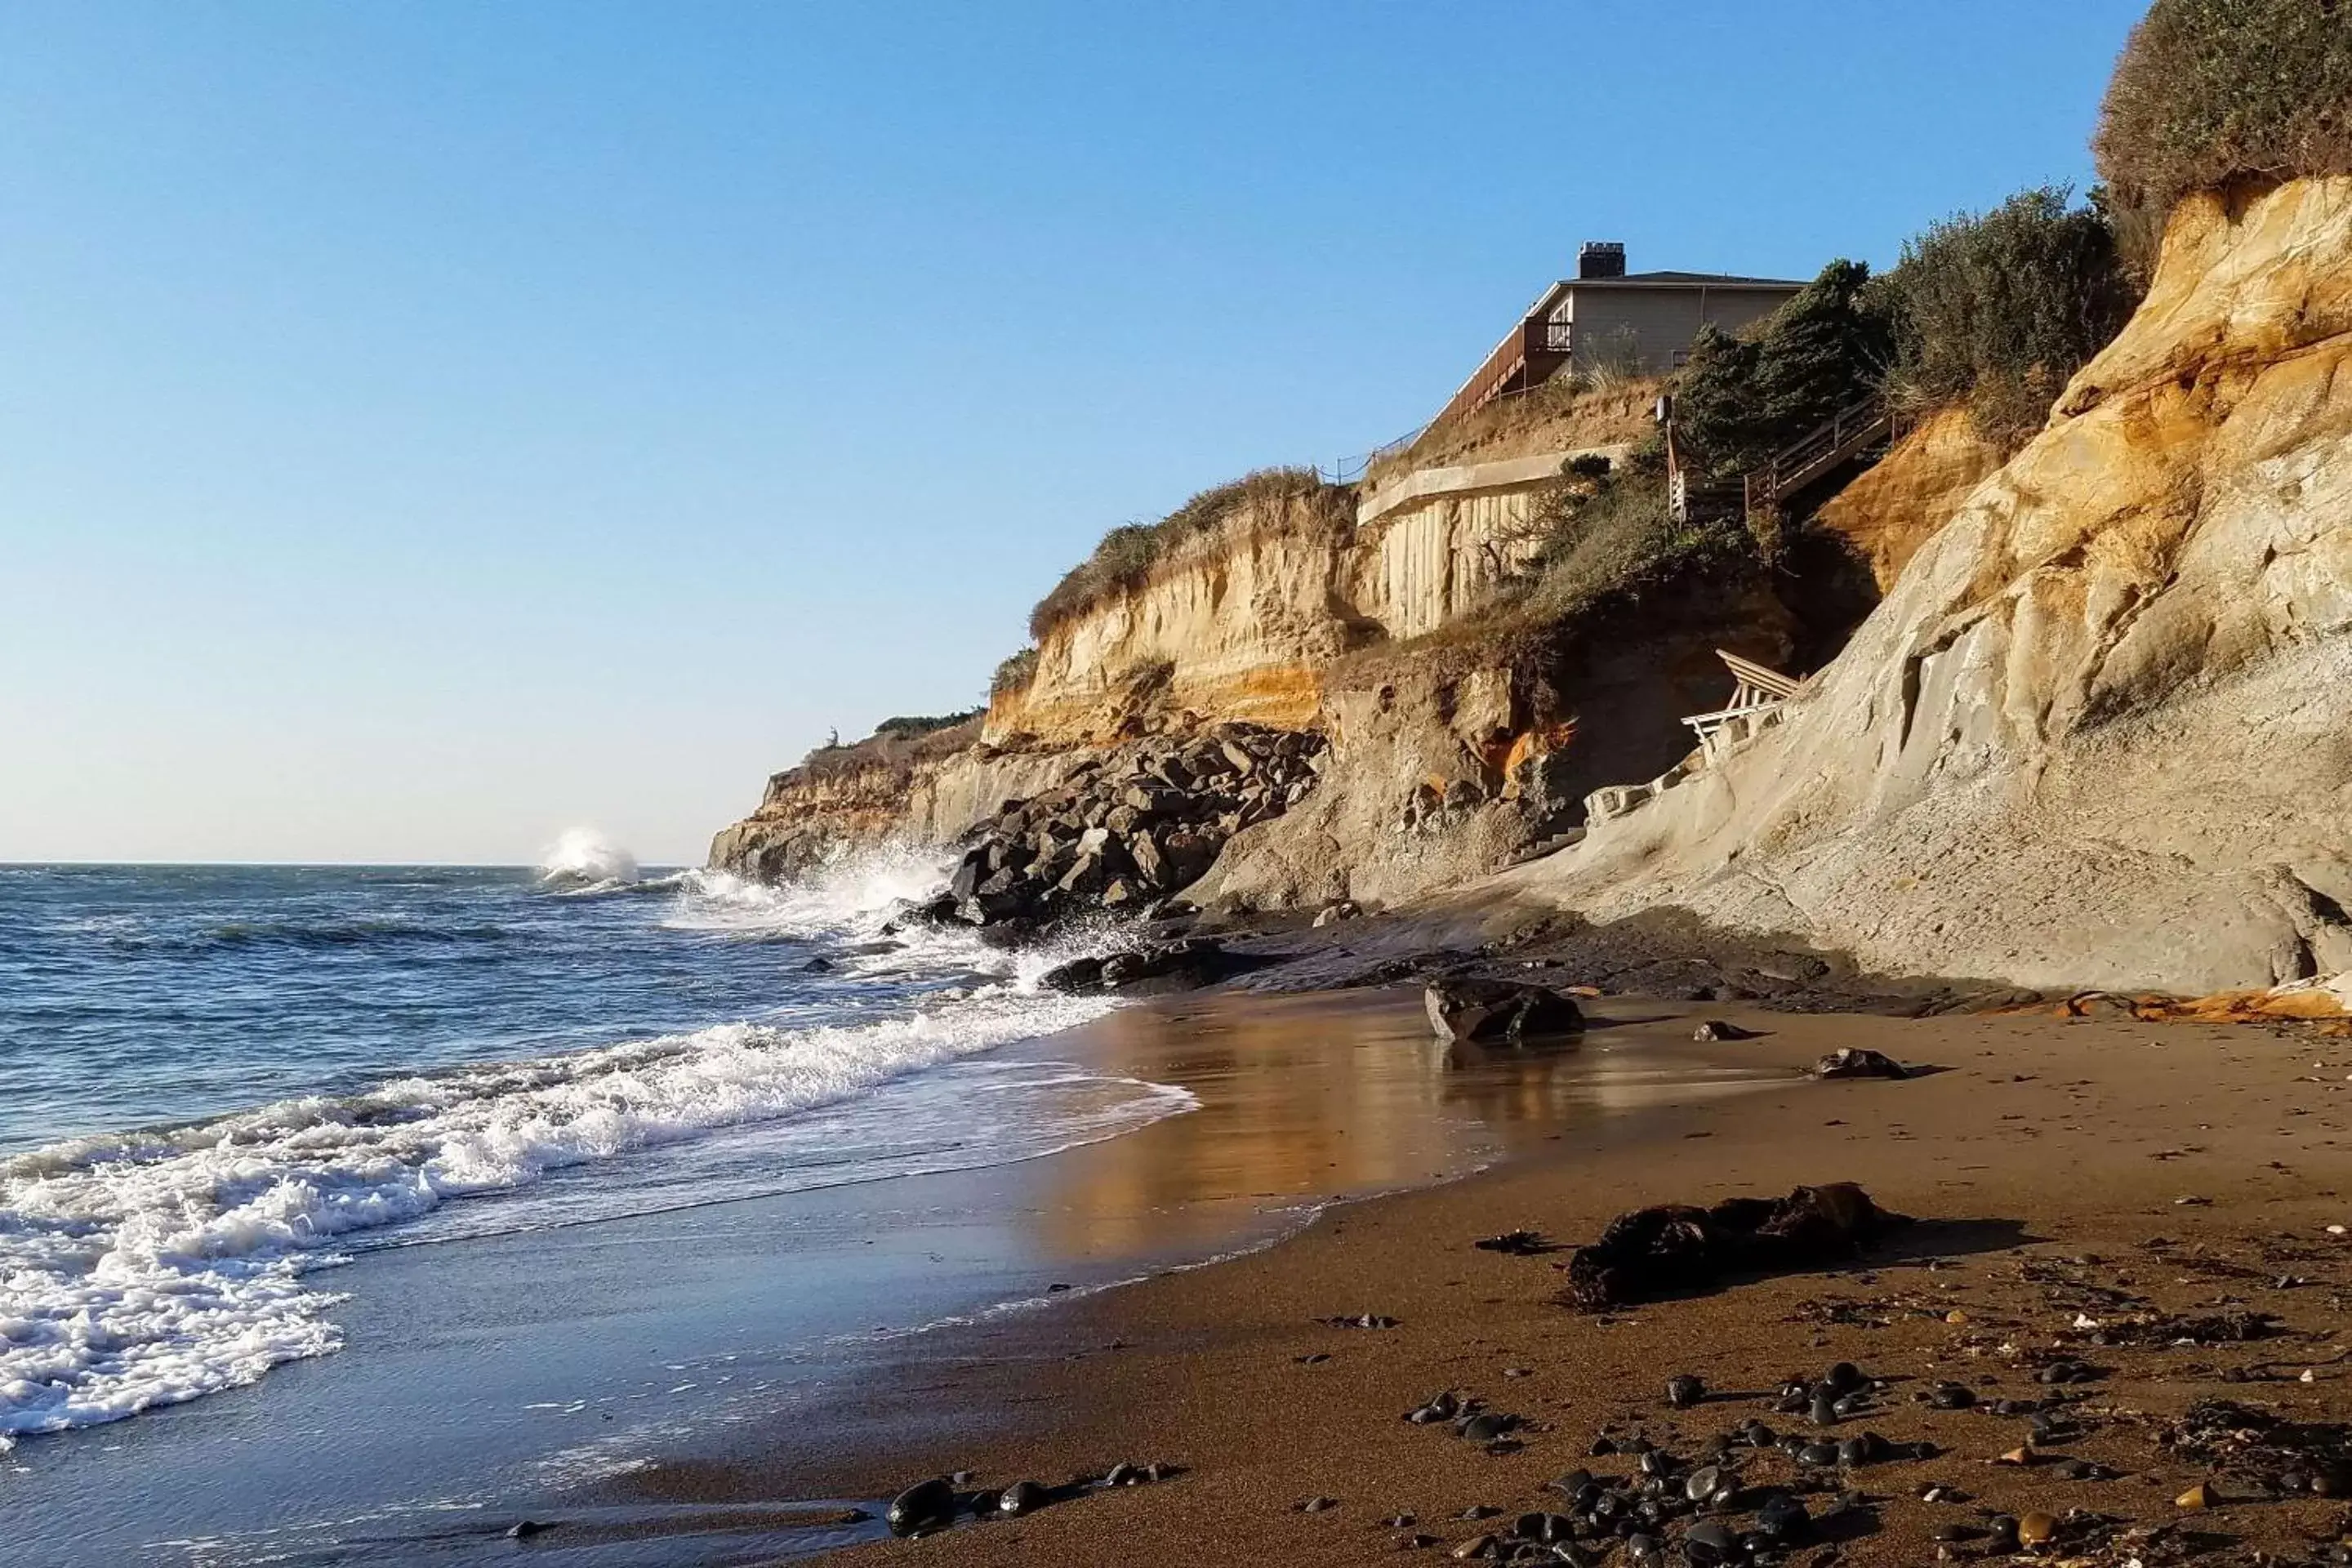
0, 0, 2147, 865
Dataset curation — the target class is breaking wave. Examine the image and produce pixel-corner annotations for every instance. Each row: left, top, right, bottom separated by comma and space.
537, 827, 640, 893
0, 986, 1134, 1450
0, 846, 1176, 1457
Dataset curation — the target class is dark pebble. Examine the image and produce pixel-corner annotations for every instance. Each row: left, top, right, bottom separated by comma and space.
1756, 1492, 1810, 1542
1516, 1512, 1575, 1544
1685, 1521, 1740, 1566
886, 1477, 957, 1537
1668, 1374, 1707, 1409
997, 1481, 1045, 1518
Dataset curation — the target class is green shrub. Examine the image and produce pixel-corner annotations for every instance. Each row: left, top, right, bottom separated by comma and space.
1513, 441, 1757, 620
1027, 467, 1348, 640
1672, 261, 1891, 484
990, 647, 1040, 697
1869, 185, 2140, 449
2096, 0, 2352, 245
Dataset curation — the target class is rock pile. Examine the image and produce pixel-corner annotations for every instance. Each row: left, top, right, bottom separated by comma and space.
933, 725, 1324, 926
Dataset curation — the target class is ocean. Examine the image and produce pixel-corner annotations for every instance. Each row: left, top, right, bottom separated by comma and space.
0, 847, 1167, 1461
0, 850, 1787, 1565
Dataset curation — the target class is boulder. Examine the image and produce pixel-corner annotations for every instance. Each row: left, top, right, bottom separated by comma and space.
947, 845, 991, 903
1424, 980, 1585, 1045
886, 1477, 957, 1536
1045, 939, 1242, 994
1814, 1047, 1909, 1080
1557, 1183, 1909, 1312
1129, 831, 1169, 889
1040, 955, 1105, 993
1161, 830, 1220, 887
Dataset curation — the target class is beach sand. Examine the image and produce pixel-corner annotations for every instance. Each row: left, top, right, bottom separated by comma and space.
620, 987, 2352, 1566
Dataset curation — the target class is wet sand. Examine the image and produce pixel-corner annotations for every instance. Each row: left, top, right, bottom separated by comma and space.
23, 988, 1775, 1567
624, 988, 2352, 1566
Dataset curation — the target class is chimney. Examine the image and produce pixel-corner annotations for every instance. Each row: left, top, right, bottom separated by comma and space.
1578, 241, 1626, 280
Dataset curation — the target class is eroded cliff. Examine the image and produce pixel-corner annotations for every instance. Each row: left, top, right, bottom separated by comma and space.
1484, 178, 2352, 994
711, 382, 1711, 905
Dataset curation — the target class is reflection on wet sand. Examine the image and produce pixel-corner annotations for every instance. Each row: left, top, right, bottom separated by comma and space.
1026, 988, 1788, 1260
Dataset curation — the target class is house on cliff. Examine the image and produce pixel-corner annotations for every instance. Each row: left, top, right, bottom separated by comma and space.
1434, 243, 1804, 427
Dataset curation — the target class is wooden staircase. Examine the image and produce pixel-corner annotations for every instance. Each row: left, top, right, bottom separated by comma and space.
1742, 396, 1901, 519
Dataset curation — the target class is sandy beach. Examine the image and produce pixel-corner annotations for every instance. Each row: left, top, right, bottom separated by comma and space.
611, 986, 2352, 1567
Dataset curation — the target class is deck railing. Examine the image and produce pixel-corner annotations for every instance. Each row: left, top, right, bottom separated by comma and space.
1743, 396, 1900, 517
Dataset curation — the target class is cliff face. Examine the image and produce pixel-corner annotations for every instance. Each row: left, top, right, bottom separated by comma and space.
1813, 408, 2004, 591
1491, 178, 2352, 994
710, 390, 1688, 893
1190, 580, 1797, 915
987, 447, 1633, 749
708, 729, 1083, 884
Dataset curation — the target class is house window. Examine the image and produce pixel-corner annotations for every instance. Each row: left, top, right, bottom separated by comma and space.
1669, 349, 1693, 368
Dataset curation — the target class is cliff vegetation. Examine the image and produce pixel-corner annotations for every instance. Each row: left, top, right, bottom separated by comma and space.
1026, 468, 1353, 641
2096, 0, 2352, 258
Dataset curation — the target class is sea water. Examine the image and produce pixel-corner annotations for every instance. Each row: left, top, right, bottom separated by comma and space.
0, 849, 1171, 1456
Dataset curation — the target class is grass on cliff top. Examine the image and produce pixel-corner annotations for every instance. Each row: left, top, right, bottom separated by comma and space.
1364, 372, 1661, 493
2096, 0, 2352, 257
989, 646, 1039, 698
1516, 444, 1759, 622
794, 711, 983, 782
1337, 441, 1763, 684
1027, 467, 1353, 642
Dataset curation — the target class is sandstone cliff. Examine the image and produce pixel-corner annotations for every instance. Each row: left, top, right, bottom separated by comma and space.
707, 720, 1085, 884
711, 383, 1712, 899
1812, 408, 2003, 592
1482, 178, 2352, 995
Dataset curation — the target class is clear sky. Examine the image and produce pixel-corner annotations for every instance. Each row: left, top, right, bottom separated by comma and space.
1, 0, 2147, 866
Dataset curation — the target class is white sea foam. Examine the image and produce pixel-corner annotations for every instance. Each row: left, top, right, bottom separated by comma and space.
668, 843, 1150, 987
665, 844, 956, 938
0, 987, 1120, 1449
537, 826, 639, 891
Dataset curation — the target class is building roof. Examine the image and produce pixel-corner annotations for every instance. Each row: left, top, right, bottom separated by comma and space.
1526, 270, 1806, 316
1584, 270, 1808, 287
